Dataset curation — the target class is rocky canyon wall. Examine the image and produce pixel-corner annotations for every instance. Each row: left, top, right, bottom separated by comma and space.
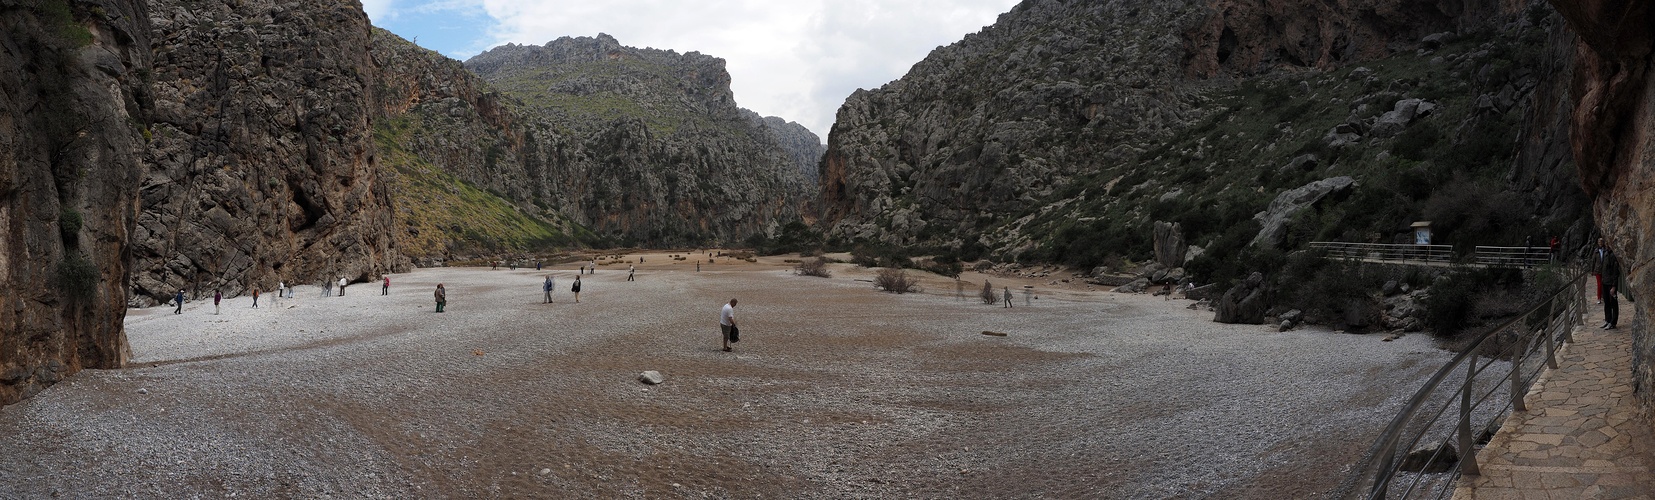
0, 0, 151, 405
133, 0, 403, 304
465, 35, 814, 247
1546, 0, 1655, 405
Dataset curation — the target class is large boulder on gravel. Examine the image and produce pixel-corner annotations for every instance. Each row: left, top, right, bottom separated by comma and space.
1398, 443, 1458, 473
1214, 272, 1270, 324
1114, 278, 1151, 294
1251, 177, 1357, 249
1153, 221, 1187, 268
1185, 284, 1220, 301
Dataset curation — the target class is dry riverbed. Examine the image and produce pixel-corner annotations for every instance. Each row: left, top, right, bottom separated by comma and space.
0, 253, 1451, 498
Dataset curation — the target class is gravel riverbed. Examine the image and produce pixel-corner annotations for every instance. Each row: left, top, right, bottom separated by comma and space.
0, 255, 1454, 498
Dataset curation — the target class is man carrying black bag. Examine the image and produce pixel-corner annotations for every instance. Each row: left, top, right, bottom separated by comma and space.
719, 298, 739, 352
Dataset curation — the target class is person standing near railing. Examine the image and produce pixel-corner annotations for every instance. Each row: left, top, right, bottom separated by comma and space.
1592, 238, 1610, 304
1602, 246, 1621, 330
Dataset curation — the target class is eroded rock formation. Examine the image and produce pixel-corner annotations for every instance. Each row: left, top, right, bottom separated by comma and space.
0, 0, 152, 405
463, 34, 816, 246
1546, 0, 1655, 404
133, 0, 404, 304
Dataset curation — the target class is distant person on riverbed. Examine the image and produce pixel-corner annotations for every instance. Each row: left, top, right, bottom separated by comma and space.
322, 279, 332, 297
174, 289, 185, 314
214, 289, 222, 315
382, 276, 390, 295
627, 265, 635, 281
719, 298, 738, 352
251, 287, 260, 308
1601, 247, 1621, 330
434, 284, 446, 313
338, 277, 348, 296
571, 276, 582, 303
543, 275, 555, 303
1003, 287, 1013, 308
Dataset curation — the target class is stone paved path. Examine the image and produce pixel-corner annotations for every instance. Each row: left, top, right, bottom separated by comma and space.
1453, 294, 1655, 499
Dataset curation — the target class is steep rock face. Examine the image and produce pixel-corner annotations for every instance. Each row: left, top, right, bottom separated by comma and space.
752, 113, 825, 187
821, 0, 1204, 246
1546, 0, 1655, 404
817, 0, 1533, 251
1182, 0, 1499, 77
465, 35, 813, 246
0, 0, 151, 405
368, 28, 594, 262
134, 0, 403, 304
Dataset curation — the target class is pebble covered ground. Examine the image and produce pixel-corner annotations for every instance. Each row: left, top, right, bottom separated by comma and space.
0, 253, 1456, 498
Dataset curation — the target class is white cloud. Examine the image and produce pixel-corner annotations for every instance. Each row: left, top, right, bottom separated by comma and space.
360, 0, 394, 22
467, 0, 1018, 140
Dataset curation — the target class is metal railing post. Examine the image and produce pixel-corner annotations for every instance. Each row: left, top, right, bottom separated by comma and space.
1459, 353, 1481, 476
1511, 343, 1528, 412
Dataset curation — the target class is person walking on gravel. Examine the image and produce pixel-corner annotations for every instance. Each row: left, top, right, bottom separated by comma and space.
382, 276, 390, 295
252, 287, 260, 308
322, 278, 332, 297
214, 289, 222, 315
543, 275, 555, 303
1003, 286, 1013, 308
434, 283, 446, 313
338, 277, 348, 296
571, 275, 582, 303
627, 265, 635, 281
173, 289, 185, 314
719, 298, 738, 352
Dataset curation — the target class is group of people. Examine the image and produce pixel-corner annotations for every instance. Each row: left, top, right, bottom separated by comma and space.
1592, 238, 1622, 330
538, 274, 583, 304
170, 276, 391, 314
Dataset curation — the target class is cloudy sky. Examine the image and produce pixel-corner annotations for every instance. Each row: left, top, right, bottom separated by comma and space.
362, 0, 1022, 141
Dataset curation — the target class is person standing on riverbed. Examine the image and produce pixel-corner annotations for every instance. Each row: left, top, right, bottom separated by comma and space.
213, 289, 222, 315
1003, 287, 1013, 308
543, 275, 555, 304
173, 289, 185, 314
434, 284, 446, 313
571, 275, 582, 303
719, 298, 738, 352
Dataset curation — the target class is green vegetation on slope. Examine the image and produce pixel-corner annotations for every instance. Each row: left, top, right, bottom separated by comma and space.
1012, 27, 1565, 286
374, 115, 596, 257
486, 60, 690, 137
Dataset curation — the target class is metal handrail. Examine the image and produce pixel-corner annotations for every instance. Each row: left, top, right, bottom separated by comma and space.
1308, 242, 1454, 263
1472, 246, 1554, 268
1335, 267, 1587, 499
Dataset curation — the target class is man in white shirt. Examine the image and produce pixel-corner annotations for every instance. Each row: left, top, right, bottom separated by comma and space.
719, 299, 738, 352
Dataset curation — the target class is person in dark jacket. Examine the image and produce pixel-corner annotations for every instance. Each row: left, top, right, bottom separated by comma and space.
1602, 248, 1621, 330
434, 284, 447, 313
174, 289, 185, 314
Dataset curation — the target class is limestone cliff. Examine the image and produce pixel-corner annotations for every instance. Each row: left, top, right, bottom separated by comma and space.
465, 35, 815, 246
368, 28, 593, 262
1545, 0, 1655, 405
0, 0, 151, 405
818, 0, 1587, 271
133, 0, 403, 304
